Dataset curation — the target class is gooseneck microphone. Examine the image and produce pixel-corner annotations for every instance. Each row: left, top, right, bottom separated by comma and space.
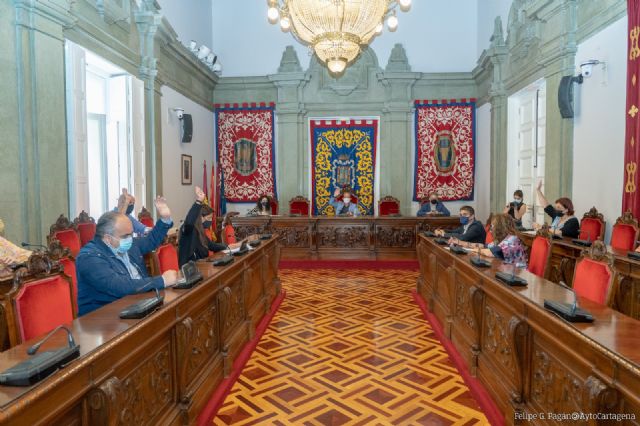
21, 242, 48, 250
558, 281, 579, 316
27, 325, 77, 355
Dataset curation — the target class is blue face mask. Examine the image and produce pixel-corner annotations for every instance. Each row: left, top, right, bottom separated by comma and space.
460, 216, 470, 225
114, 236, 133, 254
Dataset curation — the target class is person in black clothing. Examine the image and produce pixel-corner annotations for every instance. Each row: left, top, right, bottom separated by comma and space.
503, 189, 526, 227
434, 205, 486, 244
178, 186, 228, 266
531, 180, 580, 238
256, 195, 272, 216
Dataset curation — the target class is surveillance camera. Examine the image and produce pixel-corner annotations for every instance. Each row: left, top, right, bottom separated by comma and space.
173, 108, 184, 119
579, 60, 601, 78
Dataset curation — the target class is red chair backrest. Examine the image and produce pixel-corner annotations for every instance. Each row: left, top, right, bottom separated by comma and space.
59, 258, 77, 316
224, 225, 237, 245
14, 275, 74, 342
157, 244, 179, 273
610, 223, 637, 251
379, 200, 400, 216
528, 236, 551, 278
572, 258, 613, 305
77, 222, 96, 246
270, 200, 279, 215
579, 218, 603, 241
54, 229, 81, 257
140, 216, 154, 228
290, 201, 310, 216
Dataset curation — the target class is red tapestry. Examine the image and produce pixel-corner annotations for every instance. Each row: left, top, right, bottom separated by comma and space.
623, 1, 640, 216
215, 103, 277, 205
413, 99, 476, 201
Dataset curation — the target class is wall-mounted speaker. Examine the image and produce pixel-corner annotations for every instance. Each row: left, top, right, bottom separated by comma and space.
557, 75, 583, 119
181, 114, 193, 143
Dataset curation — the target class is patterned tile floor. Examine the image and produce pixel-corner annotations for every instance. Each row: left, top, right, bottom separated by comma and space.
214, 269, 489, 426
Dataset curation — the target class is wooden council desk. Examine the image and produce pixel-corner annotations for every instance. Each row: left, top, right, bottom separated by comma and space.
0, 237, 281, 425
223, 215, 461, 260
416, 236, 640, 425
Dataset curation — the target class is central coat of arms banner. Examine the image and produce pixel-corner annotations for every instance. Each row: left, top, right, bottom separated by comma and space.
413, 99, 476, 201
310, 119, 378, 216
215, 103, 277, 211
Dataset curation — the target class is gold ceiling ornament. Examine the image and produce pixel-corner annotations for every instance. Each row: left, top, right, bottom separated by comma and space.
267, 0, 412, 75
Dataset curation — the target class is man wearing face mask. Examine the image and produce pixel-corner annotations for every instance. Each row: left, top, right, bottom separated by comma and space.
532, 181, 580, 238
434, 206, 486, 244
330, 187, 360, 217
178, 186, 229, 266
114, 188, 151, 236
417, 192, 450, 217
76, 196, 178, 316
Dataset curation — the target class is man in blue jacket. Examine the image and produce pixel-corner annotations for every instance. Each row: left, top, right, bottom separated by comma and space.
417, 192, 450, 216
76, 196, 178, 316
330, 187, 360, 216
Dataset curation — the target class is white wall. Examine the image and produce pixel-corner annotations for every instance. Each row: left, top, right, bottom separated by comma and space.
477, 0, 512, 56
212, 0, 480, 76
157, 0, 213, 48
572, 16, 627, 242
161, 86, 215, 225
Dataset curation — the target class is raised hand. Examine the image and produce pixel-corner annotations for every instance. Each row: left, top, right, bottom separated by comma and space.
195, 186, 206, 203
333, 188, 341, 197
154, 196, 171, 220
117, 188, 129, 214
537, 180, 543, 191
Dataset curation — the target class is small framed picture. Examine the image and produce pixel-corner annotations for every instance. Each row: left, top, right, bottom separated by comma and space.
181, 154, 192, 185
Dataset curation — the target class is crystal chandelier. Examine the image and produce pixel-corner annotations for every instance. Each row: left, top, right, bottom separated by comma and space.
267, 0, 412, 75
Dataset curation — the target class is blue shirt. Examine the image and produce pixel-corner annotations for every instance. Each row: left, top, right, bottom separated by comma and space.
417, 201, 450, 217
330, 196, 360, 216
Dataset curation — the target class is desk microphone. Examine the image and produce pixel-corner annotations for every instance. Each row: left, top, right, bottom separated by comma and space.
27, 325, 77, 355
21, 242, 48, 250
543, 280, 593, 322
495, 261, 527, 286
558, 281, 578, 316
470, 246, 491, 268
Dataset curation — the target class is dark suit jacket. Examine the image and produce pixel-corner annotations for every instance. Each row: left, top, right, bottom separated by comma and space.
445, 220, 487, 244
178, 202, 226, 266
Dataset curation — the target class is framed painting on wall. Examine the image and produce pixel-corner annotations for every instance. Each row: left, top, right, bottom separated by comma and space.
181, 154, 192, 185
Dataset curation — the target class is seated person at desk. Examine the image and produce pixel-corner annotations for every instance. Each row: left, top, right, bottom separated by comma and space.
178, 186, 228, 266
256, 195, 272, 216
452, 213, 528, 267
417, 192, 450, 217
222, 212, 239, 244
330, 188, 359, 217
434, 206, 486, 244
0, 218, 32, 277
115, 188, 150, 236
531, 181, 580, 238
503, 189, 526, 227
76, 196, 178, 316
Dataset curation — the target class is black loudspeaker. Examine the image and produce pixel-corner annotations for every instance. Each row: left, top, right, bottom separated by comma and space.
557, 75, 583, 119
181, 114, 193, 143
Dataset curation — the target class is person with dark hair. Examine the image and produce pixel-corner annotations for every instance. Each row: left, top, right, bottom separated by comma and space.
503, 189, 526, 227
256, 195, 272, 216
453, 213, 528, 267
76, 196, 178, 316
434, 205, 486, 244
532, 181, 580, 238
417, 191, 450, 217
330, 187, 359, 216
178, 186, 229, 266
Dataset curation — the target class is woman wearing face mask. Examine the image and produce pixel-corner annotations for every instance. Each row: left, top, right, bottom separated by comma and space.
178, 186, 227, 266
503, 189, 526, 227
256, 195, 272, 216
417, 192, 450, 217
532, 181, 580, 238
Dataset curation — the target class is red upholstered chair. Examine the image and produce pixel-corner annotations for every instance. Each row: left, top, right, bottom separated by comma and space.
528, 235, 552, 278
579, 207, 605, 241
155, 244, 179, 273
59, 257, 77, 315
49, 214, 81, 257
270, 198, 279, 215
74, 210, 96, 246
378, 196, 401, 216
571, 241, 616, 306
289, 196, 310, 216
11, 274, 75, 344
138, 206, 154, 228
610, 210, 640, 251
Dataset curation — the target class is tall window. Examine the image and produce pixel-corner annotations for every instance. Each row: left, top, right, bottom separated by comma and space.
65, 41, 146, 219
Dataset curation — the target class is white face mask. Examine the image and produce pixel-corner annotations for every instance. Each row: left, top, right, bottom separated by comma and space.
343, 198, 351, 205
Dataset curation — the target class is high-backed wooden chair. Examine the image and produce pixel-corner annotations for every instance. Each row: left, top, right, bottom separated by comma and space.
527, 228, 552, 279
378, 196, 400, 216
610, 210, 640, 251
289, 196, 310, 216
49, 214, 81, 257
571, 241, 616, 306
155, 244, 180, 274
74, 210, 96, 246
579, 207, 605, 241
270, 198, 279, 215
138, 206, 154, 228
1, 252, 76, 347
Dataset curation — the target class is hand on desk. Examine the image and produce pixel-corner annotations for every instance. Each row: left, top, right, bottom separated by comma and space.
434, 229, 445, 237
162, 270, 178, 287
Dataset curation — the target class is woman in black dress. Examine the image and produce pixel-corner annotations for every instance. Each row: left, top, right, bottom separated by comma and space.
531, 181, 580, 238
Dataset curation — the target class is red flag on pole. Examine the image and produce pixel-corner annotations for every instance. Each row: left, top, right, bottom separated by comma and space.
202, 160, 209, 201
